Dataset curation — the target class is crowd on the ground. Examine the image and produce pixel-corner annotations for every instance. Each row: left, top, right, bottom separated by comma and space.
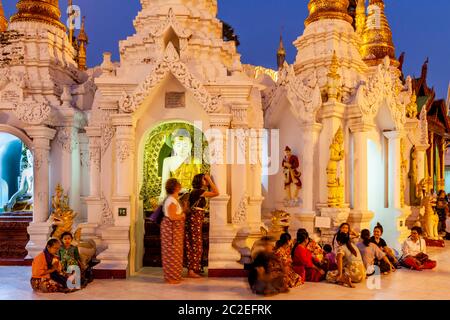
248, 223, 438, 296
29, 178, 450, 294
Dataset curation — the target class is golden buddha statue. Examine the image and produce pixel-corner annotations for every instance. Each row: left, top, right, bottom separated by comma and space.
159, 129, 202, 200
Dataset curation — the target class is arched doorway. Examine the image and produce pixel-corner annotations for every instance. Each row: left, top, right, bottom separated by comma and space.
137, 120, 210, 269
0, 131, 34, 264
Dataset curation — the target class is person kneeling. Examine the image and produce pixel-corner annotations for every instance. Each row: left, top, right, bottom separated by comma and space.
401, 226, 437, 271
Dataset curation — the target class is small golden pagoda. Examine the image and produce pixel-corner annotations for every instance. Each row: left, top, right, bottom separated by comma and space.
10, 0, 66, 31
360, 0, 398, 67
305, 0, 353, 27
277, 35, 286, 70
355, 0, 366, 36
77, 16, 88, 70
0, 0, 8, 32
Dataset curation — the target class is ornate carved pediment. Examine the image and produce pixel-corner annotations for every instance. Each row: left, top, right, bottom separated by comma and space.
149, 8, 192, 39
119, 42, 220, 114
265, 62, 322, 125
353, 57, 411, 130
14, 98, 51, 126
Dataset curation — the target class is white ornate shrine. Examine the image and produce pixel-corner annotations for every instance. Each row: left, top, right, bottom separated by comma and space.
0, 0, 432, 276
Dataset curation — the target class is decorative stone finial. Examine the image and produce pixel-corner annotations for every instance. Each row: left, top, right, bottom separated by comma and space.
77, 16, 88, 71
277, 34, 286, 70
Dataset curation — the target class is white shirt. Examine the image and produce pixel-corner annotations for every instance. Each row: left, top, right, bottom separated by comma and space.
163, 196, 182, 217
402, 238, 426, 257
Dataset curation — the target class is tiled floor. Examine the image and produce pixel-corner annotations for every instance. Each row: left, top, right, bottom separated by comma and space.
1, 242, 449, 300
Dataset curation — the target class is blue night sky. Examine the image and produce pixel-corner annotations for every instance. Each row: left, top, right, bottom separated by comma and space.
3, 0, 449, 98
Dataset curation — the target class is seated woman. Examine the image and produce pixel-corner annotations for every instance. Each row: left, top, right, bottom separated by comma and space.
357, 229, 396, 276
326, 232, 365, 288
274, 233, 303, 288
332, 223, 359, 252
401, 226, 437, 271
370, 223, 399, 268
292, 229, 326, 282
248, 248, 288, 296
30, 239, 70, 293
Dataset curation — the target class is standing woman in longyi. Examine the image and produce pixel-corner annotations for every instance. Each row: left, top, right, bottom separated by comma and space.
160, 178, 186, 284
185, 174, 219, 278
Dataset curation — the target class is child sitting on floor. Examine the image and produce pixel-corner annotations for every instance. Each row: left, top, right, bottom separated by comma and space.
58, 232, 82, 288
322, 244, 338, 271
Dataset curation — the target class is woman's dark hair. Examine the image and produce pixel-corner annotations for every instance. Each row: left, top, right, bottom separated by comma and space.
438, 190, 446, 197
291, 229, 309, 258
275, 233, 291, 249
361, 229, 371, 247
411, 226, 423, 235
332, 223, 350, 250
336, 232, 357, 257
165, 178, 181, 195
323, 244, 332, 254
46, 238, 60, 248
192, 174, 205, 189
373, 222, 383, 234
60, 232, 73, 240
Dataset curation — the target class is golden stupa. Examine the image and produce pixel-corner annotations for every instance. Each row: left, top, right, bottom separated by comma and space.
10, 0, 66, 31
0, 0, 8, 32
305, 0, 353, 27
360, 0, 398, 67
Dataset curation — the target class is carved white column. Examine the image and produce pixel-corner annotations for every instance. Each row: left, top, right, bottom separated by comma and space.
80, 127, 103, 240
207, 114, 241, 272
296, 122, 322, 234
415, 145, 428, 184
318, 102, 346, 205
384, 131, 403, 210
384, 130, 409, 250
348, 123, 374, 231
95, 114, 134, 276
25, 126, 56, 258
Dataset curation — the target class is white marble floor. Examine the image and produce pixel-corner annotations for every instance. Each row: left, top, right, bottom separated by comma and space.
1, 242, 449, 300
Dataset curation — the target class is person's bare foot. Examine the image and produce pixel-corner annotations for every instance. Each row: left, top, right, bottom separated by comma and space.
188, 270, 202, 278
165, 279, 181, 284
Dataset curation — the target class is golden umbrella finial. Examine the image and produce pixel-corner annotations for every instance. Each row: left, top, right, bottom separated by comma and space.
305, 0, 353, 27
361, 0, 398, 67
0, 0, 8, 32
10, 0, 66, 31
277, 34, 286, 70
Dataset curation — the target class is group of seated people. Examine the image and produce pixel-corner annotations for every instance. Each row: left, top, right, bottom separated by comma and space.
248, 223, 437, 296
30, 232, 93, 294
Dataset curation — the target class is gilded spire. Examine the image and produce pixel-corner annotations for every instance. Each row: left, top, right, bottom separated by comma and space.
77, 16, 88, 71
355, 0, 366, 36
10, 0, 66, 31
0, 0, 8, 32
361, 0, 398, 67
305, 0, 353, 27
277, 35, 286, 70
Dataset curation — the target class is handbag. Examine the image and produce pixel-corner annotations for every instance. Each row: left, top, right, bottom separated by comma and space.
149, 203, 164, 225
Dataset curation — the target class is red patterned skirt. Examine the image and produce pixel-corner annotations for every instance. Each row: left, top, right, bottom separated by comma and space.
185, 210, 205, 273
161, 217, 185, 282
